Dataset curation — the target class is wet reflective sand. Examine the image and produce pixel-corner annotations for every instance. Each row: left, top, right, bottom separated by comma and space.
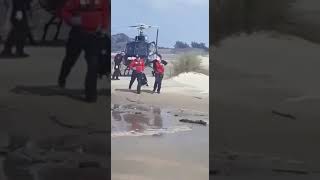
111, 100, 209, 180
111, 103, 208, 137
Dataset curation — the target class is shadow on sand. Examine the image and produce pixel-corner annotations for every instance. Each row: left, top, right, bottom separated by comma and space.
10, 85, 110, 102
115, 88, 154, 94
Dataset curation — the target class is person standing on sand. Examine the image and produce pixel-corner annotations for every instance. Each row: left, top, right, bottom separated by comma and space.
129, 56, 145, 94
0, 0, 33, 57
128, 56, 137, 89
152, 55, 165, 94
112, 52, 123, 80
57, 0, 110, 103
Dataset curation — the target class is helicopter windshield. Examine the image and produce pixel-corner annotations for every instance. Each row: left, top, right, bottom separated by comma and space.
125, 41, 149, 58
135, 35, 146, 42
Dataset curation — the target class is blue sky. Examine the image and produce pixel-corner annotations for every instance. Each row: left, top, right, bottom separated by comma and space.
111, 0, 209, 48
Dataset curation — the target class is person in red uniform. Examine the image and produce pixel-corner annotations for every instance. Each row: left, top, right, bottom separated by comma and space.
128, 56, 137, 89
153, 55, 165, 94
129, 56, 145, 94
57, 0, 110, 103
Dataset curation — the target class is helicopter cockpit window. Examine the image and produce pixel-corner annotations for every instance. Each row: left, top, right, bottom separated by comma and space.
125, 43, 135, 56
125, 42, 149, 57
135, 35, 146, 41
135, 42, 148, 57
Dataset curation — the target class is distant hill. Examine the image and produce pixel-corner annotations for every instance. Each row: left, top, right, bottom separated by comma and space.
111, 33, 132, 52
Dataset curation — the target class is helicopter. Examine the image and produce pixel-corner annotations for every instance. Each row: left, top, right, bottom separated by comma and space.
121, 23, 162, 76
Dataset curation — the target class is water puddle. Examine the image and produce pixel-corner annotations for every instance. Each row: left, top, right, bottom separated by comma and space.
111, 104, 208, 138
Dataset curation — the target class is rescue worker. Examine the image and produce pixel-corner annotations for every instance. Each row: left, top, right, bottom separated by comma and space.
153, 55, 165, 94
129, 56, 145, 94
112, 52, 123, 80
0, 0, 33, 57
57, 0, 110, 103
128, 56, 137, 90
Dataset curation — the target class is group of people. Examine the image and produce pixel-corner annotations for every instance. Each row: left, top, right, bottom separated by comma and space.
0, 0, 110, 103
112, 52, 166, 95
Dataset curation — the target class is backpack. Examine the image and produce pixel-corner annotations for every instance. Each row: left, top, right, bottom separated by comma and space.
141, 73, 148, 86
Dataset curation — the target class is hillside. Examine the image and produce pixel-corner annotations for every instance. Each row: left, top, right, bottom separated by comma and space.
111, 33, 132, 52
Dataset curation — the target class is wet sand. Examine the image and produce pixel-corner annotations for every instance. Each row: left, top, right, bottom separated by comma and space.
0, 46, 110, 179
111, 74, 209, 179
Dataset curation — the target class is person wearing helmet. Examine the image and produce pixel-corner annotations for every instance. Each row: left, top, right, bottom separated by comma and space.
153, 55, 166, 94
57, 0, 110, 103
112, 52, 123, 80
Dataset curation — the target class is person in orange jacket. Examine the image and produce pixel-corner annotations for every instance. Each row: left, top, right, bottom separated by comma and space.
57, 0, 110, 103
129, 56, 145, 94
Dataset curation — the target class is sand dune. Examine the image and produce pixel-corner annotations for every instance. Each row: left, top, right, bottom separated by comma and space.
171, 72, 209, 94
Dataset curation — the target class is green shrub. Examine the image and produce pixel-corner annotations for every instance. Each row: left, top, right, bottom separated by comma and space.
172, 54, 202, 76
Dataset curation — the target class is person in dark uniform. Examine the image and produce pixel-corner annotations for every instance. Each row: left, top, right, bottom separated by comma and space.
112, 52, 123, 80
57, 0, 110, 103
0, 0, 33, 57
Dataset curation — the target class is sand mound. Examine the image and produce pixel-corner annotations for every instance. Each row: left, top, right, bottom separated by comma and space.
171, 72, 209, 94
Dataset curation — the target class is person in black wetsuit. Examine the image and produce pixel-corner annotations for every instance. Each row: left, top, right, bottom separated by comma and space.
112, 52, 124, 80
1, 0, 33, 57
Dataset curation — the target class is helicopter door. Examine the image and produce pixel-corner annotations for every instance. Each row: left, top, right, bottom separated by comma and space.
148, 42, 156, 56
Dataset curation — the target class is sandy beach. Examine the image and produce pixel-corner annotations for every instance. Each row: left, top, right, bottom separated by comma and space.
111, 55, 209, 179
